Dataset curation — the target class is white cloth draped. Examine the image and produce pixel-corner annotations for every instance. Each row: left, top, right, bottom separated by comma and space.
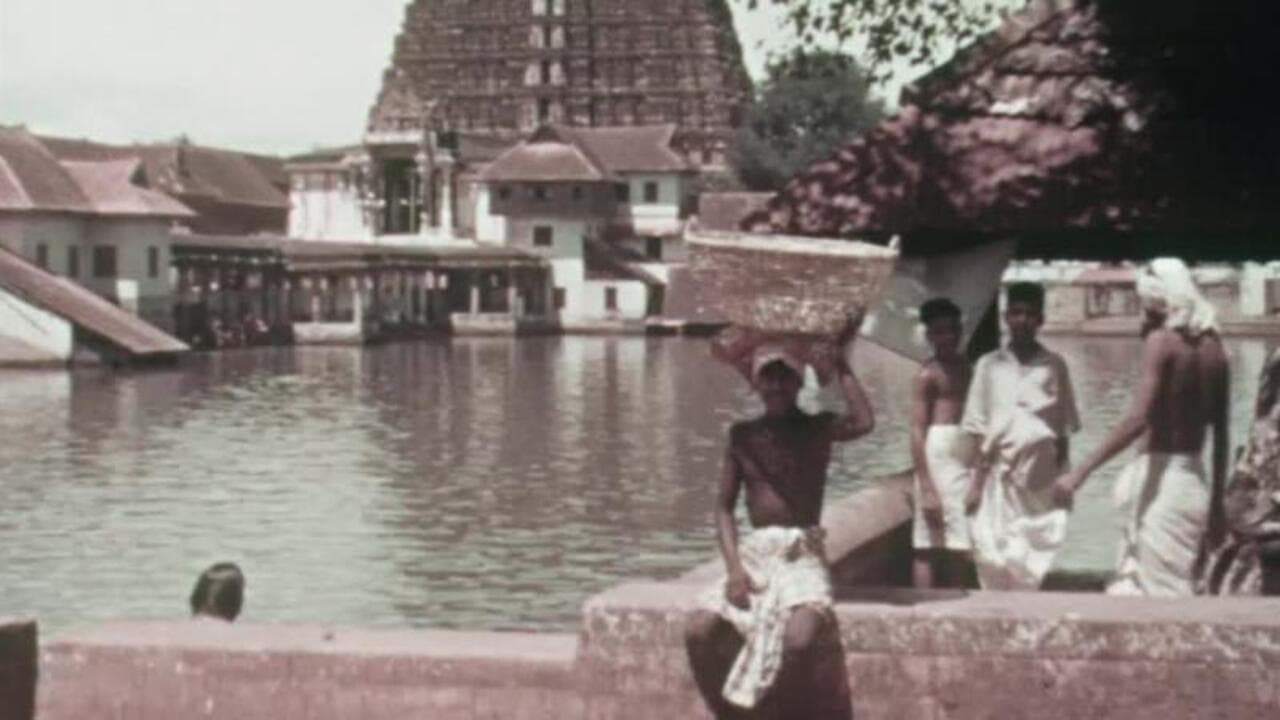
698, 526, 831, 709
962, 346, 1080, 590
914, 424, 975, 550
1108, 453, 1210, 597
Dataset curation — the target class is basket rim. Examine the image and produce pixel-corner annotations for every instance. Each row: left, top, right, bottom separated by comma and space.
685, 229, 899, 260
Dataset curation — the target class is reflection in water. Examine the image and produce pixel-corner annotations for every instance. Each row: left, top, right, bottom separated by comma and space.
1, 336, 1274, 634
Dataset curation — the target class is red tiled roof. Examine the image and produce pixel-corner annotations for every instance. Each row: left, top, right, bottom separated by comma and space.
558, 124, 690, 175
40, 135, 288, 210
482, 131, 608, 183
750, 0, 1280, 241
61, 160, 195, 218
0, 246, 188, 357
0, 127, 93, 213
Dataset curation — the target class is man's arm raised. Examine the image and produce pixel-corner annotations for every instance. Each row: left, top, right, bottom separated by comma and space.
1053, 332, 1168, 505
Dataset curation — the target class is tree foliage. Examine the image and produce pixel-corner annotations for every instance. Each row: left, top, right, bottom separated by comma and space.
729, 49, 885, 191
745, 0, 1011, 82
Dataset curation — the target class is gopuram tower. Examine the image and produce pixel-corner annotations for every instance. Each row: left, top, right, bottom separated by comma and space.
366, 0, 753, 170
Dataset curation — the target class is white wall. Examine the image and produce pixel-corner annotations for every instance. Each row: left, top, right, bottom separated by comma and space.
474, 185, 507, 244
289, 175, 367, 241
551, 257, 586, 318
582, 279, 648, 319
0, 212, 175, 330
619, 173, 686, 236
0, 285, 74, 364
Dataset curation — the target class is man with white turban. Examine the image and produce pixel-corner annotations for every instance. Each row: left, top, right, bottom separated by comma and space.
1053, 258, 1230, 596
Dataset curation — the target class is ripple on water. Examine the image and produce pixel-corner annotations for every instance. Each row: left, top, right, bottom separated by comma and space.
1, 336, 1275, 634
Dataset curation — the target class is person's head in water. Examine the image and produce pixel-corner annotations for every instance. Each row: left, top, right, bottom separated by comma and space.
190, 562, 244, 621
752, 345, 804, 417
1004, 282, 1045, 350
920, 298, 963, 360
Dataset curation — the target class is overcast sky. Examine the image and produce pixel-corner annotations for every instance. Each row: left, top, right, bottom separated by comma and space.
0, 0, 989, 156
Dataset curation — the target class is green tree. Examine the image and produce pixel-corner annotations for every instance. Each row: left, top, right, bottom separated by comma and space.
730, 49, 885, 191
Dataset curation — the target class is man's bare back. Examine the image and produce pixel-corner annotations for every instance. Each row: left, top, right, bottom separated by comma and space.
1143, 328, 1229, 454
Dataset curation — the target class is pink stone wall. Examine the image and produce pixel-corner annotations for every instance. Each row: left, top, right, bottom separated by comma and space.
38, 624, 582, 720
578, 582, 1280, 719
0, 619, 36, 720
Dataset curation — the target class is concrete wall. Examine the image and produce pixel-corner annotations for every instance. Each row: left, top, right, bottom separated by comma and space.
0, 286, 75, 365
616, 174, 685, 237
0, 618, 36, 720
288, 171, 366, 241
38, 625, 580, 720
582, 279, 648, 320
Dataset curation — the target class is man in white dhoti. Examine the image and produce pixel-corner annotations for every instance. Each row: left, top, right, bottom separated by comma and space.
1054, 258, 1230, 597
963, 283, 1080, 590
910, 298, 976, 588
686, 323, 874, 718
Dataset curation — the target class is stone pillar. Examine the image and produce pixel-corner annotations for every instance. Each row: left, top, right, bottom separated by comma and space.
468, 273, 480, 315
1241, 261, 1267, 318
507, 269, 519, 316
309, 278, 322, 323
351, 276, 364, 327
438, 153, 456, 239
415, 150, 432, 237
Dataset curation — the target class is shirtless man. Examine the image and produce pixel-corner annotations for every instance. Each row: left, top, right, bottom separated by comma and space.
1053, 258, 1230, 596
910, 298, 974, 589
685, 323, 874, 718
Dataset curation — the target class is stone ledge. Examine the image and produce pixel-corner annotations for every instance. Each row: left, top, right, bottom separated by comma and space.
39, 624, 580, 720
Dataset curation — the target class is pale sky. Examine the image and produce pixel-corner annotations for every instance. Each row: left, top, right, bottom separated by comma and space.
0, 0, 1007, 156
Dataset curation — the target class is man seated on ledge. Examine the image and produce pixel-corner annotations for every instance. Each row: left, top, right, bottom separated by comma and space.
686, 319, 873, 719
190, 562, 245, 622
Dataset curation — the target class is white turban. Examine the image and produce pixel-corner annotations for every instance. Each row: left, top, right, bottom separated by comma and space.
1135, 257, 1219, 337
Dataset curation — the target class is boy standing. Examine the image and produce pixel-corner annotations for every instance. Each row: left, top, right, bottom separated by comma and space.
963, 283, 1080, 590
685, 323, 874, 718
910, 298, 975, 588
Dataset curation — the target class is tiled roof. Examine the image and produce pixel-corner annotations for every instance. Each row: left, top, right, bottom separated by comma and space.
61, 160, 194, 218
749, 0, 1280, 242
0, 246, 188, 358
0, 127, 93, 213
40, 136, 288, 210
480, 124, 690, 183
482, 131, 608, 183
559, 125, 690, 174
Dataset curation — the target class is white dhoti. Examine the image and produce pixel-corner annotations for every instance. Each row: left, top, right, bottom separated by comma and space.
698, 526, 831, 709
914, 425, 974, 550
1108, 453, 1209, 597
968, 432, 1070, 590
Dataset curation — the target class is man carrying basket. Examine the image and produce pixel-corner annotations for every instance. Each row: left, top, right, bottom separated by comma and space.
685, 317, 874, 719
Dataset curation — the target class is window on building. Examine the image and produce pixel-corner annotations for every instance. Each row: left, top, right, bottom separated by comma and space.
643, 181, 660, 203
35, 243, 48, 269
615, 183, 630, 202
605, 287, 618, 311
531, 0, 547, 15
645, 237, 662, 260
67, 246, 80, 278
532, 185, 549, 202
551, 0, 565, 16
553, 287, 566, 309
497, 185, 511, 201
572, 185, 584, 201
537, 98, 552, 122
533, 226, 554, 247
147, 247, 161, 278
92, 246, 118, 279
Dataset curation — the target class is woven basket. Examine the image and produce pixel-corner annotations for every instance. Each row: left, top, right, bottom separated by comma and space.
686, 230, 899, 335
